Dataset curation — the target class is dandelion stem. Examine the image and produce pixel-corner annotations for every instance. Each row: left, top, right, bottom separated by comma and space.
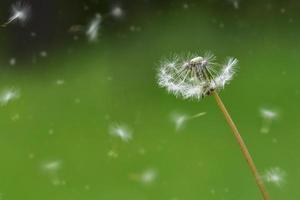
212, 91, 269, 200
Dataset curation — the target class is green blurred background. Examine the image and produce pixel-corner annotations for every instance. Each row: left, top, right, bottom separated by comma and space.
0, 0, 299, 199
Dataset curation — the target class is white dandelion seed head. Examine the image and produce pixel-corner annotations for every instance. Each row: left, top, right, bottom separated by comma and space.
157, 53, 238, 100
0, 88, 20, 106
86, 13, 102, 42
263, 167, 286, 187
10, 2, 31, 24
109, 123, 132, 142
260, 108, 278, 120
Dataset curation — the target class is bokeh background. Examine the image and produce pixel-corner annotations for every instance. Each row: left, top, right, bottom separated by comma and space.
0, 0, 299, 199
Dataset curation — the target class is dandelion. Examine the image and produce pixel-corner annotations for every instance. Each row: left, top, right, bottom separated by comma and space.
260, 108, 278, 134
9, 58, 16, 66
40, 51, 48, 57
140, 169, 157, 184
158, 53, 237, 100
86, 13, 102, 42
227, 0, 240, 9
171, 111, 206, 131
171, 113, 188, 131
129, 168, 157, 185
41, 160, 64, 186
1, 2, 31, 27
157, 52, 269, 200
111, 6, 123, 18
0, 88, 20, 106
55, 79, 65, 86
42, 160, 62, 172
107, 150, 118, 158
263, 167, 286, 187
109, 123, 132, 142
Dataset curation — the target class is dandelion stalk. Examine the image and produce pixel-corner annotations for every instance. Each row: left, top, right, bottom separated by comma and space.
212, 91, 269, 200
157, 52, 270, 199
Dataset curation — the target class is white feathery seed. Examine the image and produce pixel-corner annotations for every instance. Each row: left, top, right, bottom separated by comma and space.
214, 57, 238, 89
41, 160, 64, 186
41, 160, 62, 172
260, 108, 278, 120
171, 111, 206, 131
109, 123, 132, 142
2, 2, 31, 27
260, 108, 278, 133
111, 6, 124, 18
129, 168, 158, 185
86, 13, 102, 42
140, 169, 157, 184
171, 113, 188, 131
157, 53, 238, 100
263, 167, 286, 187
228, 0, 240, 9
9, 58, 16, 66
0, 88, 20, 106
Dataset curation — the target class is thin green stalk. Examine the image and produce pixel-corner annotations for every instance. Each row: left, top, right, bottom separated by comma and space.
212, 91, 269, 200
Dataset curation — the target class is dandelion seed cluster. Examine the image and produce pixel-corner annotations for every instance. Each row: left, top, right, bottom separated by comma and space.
157, 53, 238, 100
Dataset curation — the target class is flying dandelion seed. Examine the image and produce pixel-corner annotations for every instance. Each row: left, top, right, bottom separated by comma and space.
182, 3, 189, 9
0, 88, 20, 106
40, 51, 48, 57
2, 1, 31, 27
109, 123, 132, 142
157, 52, 270, 199
41, 160, 64, 186
171, 112, 188, 131
9, 58, 16, 66
130, 168, 157, 185
227, 0, 240, 9
11, 113, 20, 121
171, 111, 206, 131
86, 13, 102, 42
260, 108, 278, 134
140, 169, 157, 184
55, 79, 65, 86
42, 160, 62, 172
263, 167, 286, 187
111, 6, 124, 18
107, 150, 118, 158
